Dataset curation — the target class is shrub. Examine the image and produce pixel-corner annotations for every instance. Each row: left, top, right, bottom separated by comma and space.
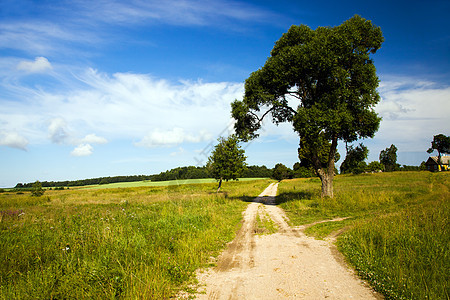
31, 181, 44, 197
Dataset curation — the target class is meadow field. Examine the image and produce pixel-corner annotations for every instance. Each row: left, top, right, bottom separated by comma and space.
277, 171, 449, 300
1, 172, 448, 299
81, 177, 268, 190
0, 179, 272, 299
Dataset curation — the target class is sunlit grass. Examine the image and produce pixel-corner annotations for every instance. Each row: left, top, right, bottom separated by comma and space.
0, 179, 272, 299
278, 171, 449, 299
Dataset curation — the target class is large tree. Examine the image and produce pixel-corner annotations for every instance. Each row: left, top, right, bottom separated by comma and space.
427, 134, 450, 166
207, 135, 247, 192
231, 15, 383, 197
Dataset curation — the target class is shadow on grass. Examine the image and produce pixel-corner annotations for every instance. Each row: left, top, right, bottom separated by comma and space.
226, 191, 316, 206
274, 190, 316, 205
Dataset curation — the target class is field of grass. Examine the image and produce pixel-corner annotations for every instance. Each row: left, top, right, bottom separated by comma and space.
278, 171, 449, 300
0, 179, 272, 299
82, 177, 269, 190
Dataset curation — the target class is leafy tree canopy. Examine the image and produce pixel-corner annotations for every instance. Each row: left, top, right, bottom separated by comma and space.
340, 143, 369, 174
379, 144, 398, 172
366, 161, 384, 172
207, 135, 247, 191
31, 180, 44, 197
272, 163, 293, 181
427, 134, 450, 164
232, 15, 383, 197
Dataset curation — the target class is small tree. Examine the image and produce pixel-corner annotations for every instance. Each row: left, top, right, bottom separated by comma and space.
379, 144, 398, 172
207, 135, 247, 192
31, 180, 45, 197
427, 134, 450, 167
340, 143, 369, 174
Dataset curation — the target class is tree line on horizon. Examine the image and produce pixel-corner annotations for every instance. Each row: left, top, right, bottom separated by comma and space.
12, 165, 274, 189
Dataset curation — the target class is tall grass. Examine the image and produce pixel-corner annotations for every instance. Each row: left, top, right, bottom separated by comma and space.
278, 171, 449, 299
0, 179, 272, 299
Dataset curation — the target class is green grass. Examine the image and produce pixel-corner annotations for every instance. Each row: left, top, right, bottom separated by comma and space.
278, 171, 449, 300
254, 206, 278, 235
0, 179, 272, 299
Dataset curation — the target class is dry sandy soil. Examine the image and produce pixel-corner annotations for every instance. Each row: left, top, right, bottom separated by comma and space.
184, 183, 382, 299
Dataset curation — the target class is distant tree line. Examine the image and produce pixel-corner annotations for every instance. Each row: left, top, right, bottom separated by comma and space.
15, 175, 153, 189
14, 165, 274, 189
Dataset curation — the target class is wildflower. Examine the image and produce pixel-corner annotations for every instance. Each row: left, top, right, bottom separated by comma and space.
63, 244, 71, 253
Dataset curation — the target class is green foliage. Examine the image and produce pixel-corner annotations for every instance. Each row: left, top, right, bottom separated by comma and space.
366, 161, 384, 172
151, 166, 210, 182
31, 180, 44, 197
232, 15, 383, 197
242, 165, 273, 178
272, 163, 293, 181
278, 172, 449, 299
293, 162, 316, 178
379, 144, 398, 172
207, 136, 247, 182
427, 133, 450, 165
340, 143, 369, 174
0, 179, 272, 299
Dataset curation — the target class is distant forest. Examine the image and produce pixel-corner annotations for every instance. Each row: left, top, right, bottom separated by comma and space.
14, 165, 273, 189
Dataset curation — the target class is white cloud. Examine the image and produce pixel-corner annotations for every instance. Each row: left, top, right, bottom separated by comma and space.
0, 132, 28, 150
136, 128, 211, 148
48, 118, 69, 144
81, 133, 107, 144
17, 57, 52, 73
374, 77, 450, 152
71, 143, 93, 156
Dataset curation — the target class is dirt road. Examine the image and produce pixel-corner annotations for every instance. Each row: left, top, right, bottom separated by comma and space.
191, 183, 381, 299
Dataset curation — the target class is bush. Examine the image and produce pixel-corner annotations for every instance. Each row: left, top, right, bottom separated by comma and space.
31, 181, 44, 197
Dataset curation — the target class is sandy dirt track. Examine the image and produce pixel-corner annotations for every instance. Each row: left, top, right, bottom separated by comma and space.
188, 183, 382, 299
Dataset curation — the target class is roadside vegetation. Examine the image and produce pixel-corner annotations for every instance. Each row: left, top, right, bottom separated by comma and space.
277, 171, 449, 300
0, 179, 272, 299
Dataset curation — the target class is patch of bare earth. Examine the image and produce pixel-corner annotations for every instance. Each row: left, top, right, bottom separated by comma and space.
184, 183, 382, 299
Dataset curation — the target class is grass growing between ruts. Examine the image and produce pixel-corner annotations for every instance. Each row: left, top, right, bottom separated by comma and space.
0, 179, 272, 299
278, 171, 449, 299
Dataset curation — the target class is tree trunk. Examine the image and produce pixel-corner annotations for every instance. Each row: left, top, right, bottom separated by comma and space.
315, 136, 337, 198
216, 177, 222, 193
320, 171, 334, 198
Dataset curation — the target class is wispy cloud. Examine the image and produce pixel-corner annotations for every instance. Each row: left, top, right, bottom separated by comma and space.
71, 0, 277, 26
0, 20, 99, 56
374, 76, 450, 151
0, 67, 243, 153
0, 0, 277, 57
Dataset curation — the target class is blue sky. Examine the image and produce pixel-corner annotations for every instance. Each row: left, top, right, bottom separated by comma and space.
1, 0, 449, 187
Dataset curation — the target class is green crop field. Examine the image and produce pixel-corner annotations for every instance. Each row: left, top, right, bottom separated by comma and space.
277, 171, 449, 300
